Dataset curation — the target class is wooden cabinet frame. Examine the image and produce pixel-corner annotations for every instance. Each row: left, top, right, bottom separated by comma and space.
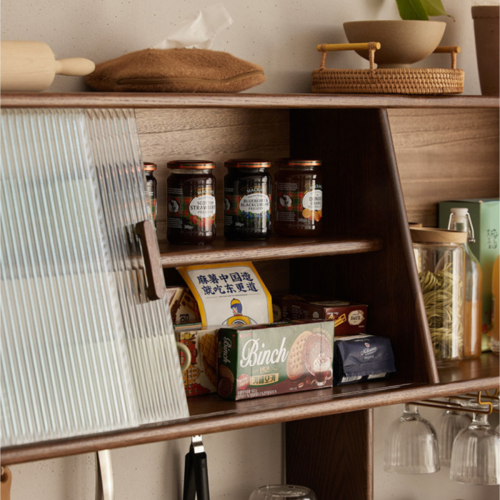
2, 94, 498, 500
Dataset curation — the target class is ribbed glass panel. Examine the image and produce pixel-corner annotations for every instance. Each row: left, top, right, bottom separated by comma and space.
1, 108, 188, 446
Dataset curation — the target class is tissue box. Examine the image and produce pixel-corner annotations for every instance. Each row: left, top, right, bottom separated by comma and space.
218, 321, 334, 401
439, 199, 500, 345
176, 325, 218, 397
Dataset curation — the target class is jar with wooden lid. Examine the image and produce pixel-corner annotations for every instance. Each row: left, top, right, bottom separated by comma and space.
224, 159, 271, 241
167, 160, 216, 245
411, 227, 467, 364
274, 158, 323, 237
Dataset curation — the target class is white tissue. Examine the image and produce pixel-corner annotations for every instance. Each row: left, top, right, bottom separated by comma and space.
153, 3, 233, 50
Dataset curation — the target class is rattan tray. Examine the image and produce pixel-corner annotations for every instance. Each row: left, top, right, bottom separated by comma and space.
312, 42, 464, 95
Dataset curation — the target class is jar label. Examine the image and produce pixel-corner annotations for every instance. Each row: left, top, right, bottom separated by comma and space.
302, 190, 323, 211
276, 183, 323, 226
239, 193, 270, 214
189, 195, 216, 218
167, 188, 216, 233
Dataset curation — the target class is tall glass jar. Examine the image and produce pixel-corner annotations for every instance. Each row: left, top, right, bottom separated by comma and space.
411, 227, 467, 364
274, 158, 323, 237
447, 208, 483, 359
166, 160, 216, 245
144, 162, 158, 228
224, 159, 271, 241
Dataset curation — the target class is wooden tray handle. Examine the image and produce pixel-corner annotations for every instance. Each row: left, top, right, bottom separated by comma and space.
317, 43, 461, 70
433, 46, 461, 69
317, 42, 381, 70
135, 220, 166, 301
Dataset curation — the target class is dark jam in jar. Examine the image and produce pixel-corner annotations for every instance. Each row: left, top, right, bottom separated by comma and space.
167, 160, 216, 245
224, 159, 271, 241
274, 159, 323, 237
144, 162, 158, 228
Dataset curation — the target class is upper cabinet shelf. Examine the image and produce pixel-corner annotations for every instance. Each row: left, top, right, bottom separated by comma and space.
159, 236, 383, 268
1, 92, 499, 109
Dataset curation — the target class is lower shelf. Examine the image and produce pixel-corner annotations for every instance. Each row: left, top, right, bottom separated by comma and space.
2, 353, 497, 466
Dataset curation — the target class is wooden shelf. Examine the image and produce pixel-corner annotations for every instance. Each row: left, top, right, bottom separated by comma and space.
159, 236, 383, 268
1, 353, 497, 466
2, 92, 499, 109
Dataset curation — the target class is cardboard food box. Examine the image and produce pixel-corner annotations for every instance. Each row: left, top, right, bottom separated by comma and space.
439, 199, 500, 348
217, 321, 334, 401
273, 295, 367, 336
176, 325, 218, 397
167, 286, 201, 325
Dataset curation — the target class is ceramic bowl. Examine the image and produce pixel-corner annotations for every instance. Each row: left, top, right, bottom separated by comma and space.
343, 20, 446, 68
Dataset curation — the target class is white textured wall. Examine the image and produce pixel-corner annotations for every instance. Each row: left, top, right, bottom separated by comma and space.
2, 0, 499, 95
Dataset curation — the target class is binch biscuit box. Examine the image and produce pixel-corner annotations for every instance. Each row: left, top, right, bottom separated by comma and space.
217, 321, 334, 401
273, 295, 367, 336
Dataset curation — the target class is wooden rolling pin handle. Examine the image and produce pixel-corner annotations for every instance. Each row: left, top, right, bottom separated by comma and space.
54, 58, 95, 76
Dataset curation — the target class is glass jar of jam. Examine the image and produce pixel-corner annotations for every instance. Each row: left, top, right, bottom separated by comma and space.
144, 162, 158, 228
167, 160, 216, 245
224, 159, 271, 241
274, 159, 323, 237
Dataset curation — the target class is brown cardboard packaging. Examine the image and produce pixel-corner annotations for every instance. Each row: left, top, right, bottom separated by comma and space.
176, 325, 218, 397
167, 286, 201, 325
273, 295, 367, 335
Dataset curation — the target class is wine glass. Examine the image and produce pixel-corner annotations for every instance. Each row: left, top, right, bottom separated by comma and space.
433, 398, 471, 467
450, 401, 500, 485
249, 485, 317, 500
384, 403, 440, 474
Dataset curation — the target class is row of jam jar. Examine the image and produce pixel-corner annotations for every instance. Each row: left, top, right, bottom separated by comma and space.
156, 158, 323, 244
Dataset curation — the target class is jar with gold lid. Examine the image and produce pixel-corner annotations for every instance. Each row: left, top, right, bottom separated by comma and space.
167, 160, 216, 245
144, 162, 158, 227
224, 159, 271, 241
274, 158, 323, 237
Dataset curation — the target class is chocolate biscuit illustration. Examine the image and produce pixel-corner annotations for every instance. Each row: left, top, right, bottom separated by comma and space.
286, 330, 313, 381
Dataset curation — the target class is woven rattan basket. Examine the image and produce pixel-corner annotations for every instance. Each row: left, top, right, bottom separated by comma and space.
312, 42, 464, 95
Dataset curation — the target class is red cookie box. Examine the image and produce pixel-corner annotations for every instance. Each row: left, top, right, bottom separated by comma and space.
272, 295, 367, 336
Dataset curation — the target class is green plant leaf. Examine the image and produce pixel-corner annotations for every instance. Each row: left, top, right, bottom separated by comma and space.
396, 0, 429, 20
420, 0, 455, 20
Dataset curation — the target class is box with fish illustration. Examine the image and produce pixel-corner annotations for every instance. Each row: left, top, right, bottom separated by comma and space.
176, 325, 218, 397
217, 321, 334, 401
273, 294, 367, 335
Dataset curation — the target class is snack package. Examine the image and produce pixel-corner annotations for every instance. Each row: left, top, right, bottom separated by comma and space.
273, 295, 367, 336
333, 334, 396, 386
178, 262, 273, 328
167, 286, 201, 325
217, 321, 334, 401
176, 325, 218, 396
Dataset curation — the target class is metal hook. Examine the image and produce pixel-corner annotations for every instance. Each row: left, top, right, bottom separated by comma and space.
477, 391, 493, 415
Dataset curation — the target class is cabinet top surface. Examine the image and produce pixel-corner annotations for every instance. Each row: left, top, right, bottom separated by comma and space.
1, 92, 499, 109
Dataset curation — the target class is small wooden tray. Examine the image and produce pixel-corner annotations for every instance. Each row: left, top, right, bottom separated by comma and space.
312, 42, 464, 95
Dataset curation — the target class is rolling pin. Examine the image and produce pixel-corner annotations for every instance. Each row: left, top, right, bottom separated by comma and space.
1, 40, 95, 92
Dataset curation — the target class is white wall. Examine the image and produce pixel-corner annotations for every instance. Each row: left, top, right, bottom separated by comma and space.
2, 0, 499, 95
